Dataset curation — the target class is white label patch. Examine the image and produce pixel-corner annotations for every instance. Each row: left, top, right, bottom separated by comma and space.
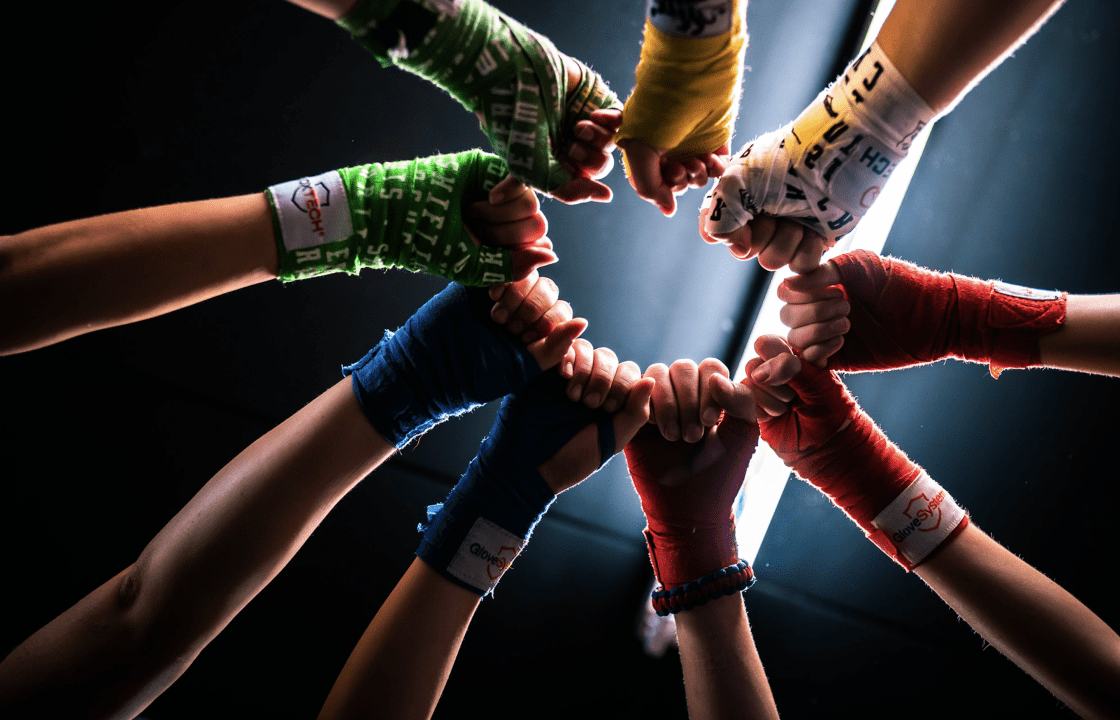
268, 170, 354, 252
447, 518, 526, 594
993, 281, 1062, 302
872, 472, 966, 567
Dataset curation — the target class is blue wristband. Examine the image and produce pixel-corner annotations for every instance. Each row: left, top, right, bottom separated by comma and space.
343, 283, 542, 447
417, 372, 616, 596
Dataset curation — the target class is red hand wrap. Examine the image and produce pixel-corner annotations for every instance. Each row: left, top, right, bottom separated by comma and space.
758, 361, 966, 569
625, 420, 759, 588
830, 250, 1067, 377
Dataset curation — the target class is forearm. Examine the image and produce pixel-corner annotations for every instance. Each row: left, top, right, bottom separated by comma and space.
1037, 293, 1120, 377
0, 193, 278, 355
0, 379, 392, 718
318, 558, 481, 720
877, 0, 1064, 113
674, 594, 779, 720
916, 522, 1120, 719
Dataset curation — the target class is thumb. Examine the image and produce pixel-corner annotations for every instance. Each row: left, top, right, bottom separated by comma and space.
527, 318, 587, 371
511, 243, 559, 281
610, 377, 655, 450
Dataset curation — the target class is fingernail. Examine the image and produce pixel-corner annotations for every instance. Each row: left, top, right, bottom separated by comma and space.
569, 144, 587, 162
562, 362, 574, 377
603, 399, 619, 413
493, 308, 509, 323
702, 408, 719, 425
576, 125, 594, 141
584, 393, 601, 407
752, 366, 771, 383
569, 385, 583, 401
665, 422, 679, 440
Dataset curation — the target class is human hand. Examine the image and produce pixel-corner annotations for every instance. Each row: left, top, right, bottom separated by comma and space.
697, 195, 832, 274
619, 139, 728, 217
415, 363, 653, 595
755, 353, 967, 569
462, 177, 557, 280
485, 271, 588, 371
779, 250, 1067, 375
624, 355, 770, 593
776, 260, 851, 367
557, 338, 644, 413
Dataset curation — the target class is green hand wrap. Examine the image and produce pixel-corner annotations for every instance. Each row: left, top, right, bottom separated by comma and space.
339, 0, 621, 193
268, 149, 513, 286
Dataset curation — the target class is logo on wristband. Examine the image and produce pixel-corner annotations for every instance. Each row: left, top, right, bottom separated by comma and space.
449, 517, 527, 593
468, 542, 519, 580
873, 472, 966, 567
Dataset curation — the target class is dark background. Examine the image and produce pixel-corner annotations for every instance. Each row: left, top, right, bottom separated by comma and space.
3, 0, 1118, 717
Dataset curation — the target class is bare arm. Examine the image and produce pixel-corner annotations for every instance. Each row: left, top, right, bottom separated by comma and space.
675, 594, 780, 720
0, 194, 278, 356
0, 378, 392, 719
1038, 293, 1120, 376
916, 522, 1120, 719
878, 0, 1066, 113
318, 347, 655, 720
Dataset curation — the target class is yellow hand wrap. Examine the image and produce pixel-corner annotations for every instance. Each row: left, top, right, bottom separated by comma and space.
616, 0, 746, 158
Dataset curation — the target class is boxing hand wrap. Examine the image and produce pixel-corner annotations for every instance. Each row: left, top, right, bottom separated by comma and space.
343, 282, 540, 448
268, 150, 514, 286
830, 250, 1067, 378
625, 414, 759, 613
616, 0, 746, 159
758, 362, 967, 569
702, 41, 935, 241
340, 0, 620, 194
417, 372, 616, 596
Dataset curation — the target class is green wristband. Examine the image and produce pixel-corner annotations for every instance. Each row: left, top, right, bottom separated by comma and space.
268, 149, 513, 286
339, 0, 620, 193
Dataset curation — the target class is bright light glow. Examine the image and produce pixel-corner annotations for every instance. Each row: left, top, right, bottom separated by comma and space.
731, 0, 937, 565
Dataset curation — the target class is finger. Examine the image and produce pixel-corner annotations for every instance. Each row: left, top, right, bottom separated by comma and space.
566, 338, 595, 401
488, 173, 528, 205
744, 357, 794, 417
778, 261, 844, 301
678, 156, 709, 188
787, 231, 830, 275
604, 360, 642, 414
505, 275, 559, 336
559, 344, 577, 378
787, 316, 851, 353
750, 353, 802, 389
620, 140, 676, 216
489, 270, 538, 312
644, 363, 675, 438
567, 142, 615, 180
549, 176, 613, 205
588, 107, 623, 134
801, 336, 845, 368
697, 357, 730, 426
756, 219, 805, 272
611, 376, 656, 450
582, 347, 620, 409
526, 317, 587, 371
520, 295, 573, 345
470, 184, 541, 223
669, 359, 702, 443
708, 372, 755, 423
779, 296, 851, 330
511, 241, 558, 281
702, 145, 730, 178
753, 333, 795, 362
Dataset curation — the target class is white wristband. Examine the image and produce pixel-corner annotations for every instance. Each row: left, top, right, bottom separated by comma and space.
871, 471, 966, 567
445, 517, 527, 595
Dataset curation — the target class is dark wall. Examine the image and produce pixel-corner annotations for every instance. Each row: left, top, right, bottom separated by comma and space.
2, 1, 1117, 718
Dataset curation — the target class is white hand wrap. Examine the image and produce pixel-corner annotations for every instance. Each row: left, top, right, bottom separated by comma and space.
701, 41, 935, 241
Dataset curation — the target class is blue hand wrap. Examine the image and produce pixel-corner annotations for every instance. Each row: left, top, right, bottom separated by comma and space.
343, 283, 541, 448
417, 372, 616, 596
